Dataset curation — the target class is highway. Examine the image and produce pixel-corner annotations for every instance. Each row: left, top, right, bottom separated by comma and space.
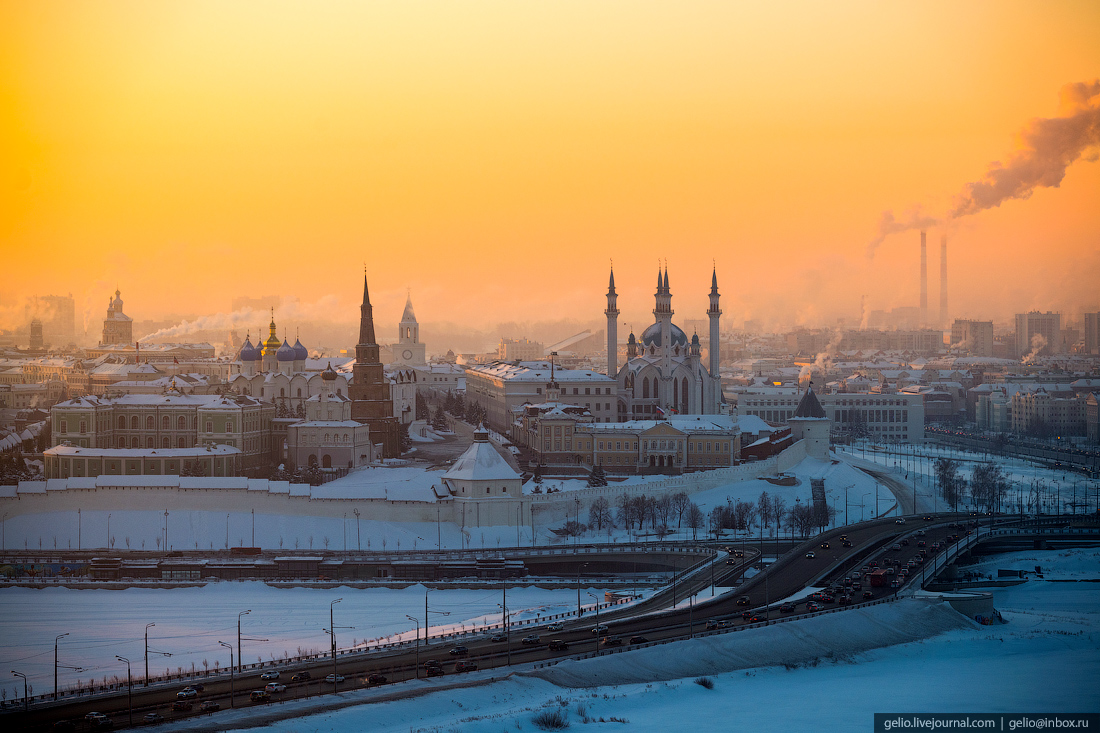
10, 514, 989, 732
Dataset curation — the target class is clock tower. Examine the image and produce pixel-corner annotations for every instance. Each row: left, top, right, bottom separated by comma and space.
395, 292, 427, 366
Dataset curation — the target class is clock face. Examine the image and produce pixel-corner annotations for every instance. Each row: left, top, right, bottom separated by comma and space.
402, 349, 413, 360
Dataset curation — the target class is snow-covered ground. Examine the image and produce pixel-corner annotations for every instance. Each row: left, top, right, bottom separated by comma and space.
187, 547, 1093, 731
835, 441, 1097, 515
0, 583, 623, 700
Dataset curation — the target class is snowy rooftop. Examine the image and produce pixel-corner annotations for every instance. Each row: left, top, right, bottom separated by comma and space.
312, 464, 448, 501
580, 415, 740, 432
47, 444, 240, 458
444, 431, 521, 482
468, 361, 616, 383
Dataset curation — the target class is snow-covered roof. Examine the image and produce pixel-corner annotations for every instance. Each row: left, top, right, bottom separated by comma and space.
46, 444, 240, 458
444, 430, 520, 482
467, 361, 616, 383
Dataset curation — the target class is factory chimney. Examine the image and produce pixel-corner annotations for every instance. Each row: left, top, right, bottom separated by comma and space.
939, 235, 948, 328
919, 230, 928, 328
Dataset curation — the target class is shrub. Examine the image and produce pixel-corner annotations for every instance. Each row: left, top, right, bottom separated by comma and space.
532, 708, 570, 730
694, 676, 715, 689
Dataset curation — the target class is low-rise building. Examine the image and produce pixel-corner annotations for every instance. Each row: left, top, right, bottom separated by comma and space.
44, 444, 241, 479
465, 361, 617, 433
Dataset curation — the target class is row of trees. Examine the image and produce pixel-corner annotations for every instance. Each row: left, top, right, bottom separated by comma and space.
573, 488, 832, 541
935, 458, 1009, 512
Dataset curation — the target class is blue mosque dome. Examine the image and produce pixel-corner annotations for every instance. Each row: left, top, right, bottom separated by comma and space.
238, 337, 258, 362
640, 322, 688, 349
276, 338, 296, 362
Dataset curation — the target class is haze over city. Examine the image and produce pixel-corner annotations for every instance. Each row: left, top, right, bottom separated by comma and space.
2, 4, 1099, 731
3, 1, 1099, 344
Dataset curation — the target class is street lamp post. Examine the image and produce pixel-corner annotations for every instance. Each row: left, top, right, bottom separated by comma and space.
861, 493, 870, 522
12, 670, 27, 712
115, 656, 133, 727
329, 598, 343, 693
588, 592, 601, 656
218, 642, 234, 708
164, 509, 169, 551
405, 615, 420, 679
54, 632, 68, 700
145, 623, 154, 687
107, 512, 111, 549
425, 588, 450, 652
238, 610, 251, 674
354, 508, 361, 551
576, 562, 588, 617
225, 513, 230, 550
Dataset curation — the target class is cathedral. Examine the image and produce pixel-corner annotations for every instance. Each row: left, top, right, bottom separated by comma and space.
607, 267, 724, 418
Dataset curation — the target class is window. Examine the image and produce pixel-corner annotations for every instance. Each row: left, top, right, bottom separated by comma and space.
178, 437, 186, 448
146, 416, 155, 430
297, 388, 302, 398
162, 437, 169, 448
131, 437, 139, 448
585, 388, 591, 395
60, 420, 68, 433
226, 421, 233, 433
131, 416, 139, 430
206, 421, 212, 433
573, 388, 578, 395
117, 437, 125, 448
147, 437, 154, 448
178, 416, 186, 430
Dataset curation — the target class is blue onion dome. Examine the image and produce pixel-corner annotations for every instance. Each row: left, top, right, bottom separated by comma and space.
237, 337, 257, 361
322, 361, 338, 381
276, 338, 296, 361
641, 322, 688, 348
292, 338, 308, 361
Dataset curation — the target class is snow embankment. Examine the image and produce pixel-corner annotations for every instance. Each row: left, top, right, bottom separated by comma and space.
527, 597, 972, 687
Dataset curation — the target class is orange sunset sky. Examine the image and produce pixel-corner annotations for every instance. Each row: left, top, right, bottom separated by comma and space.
2, 1, 1099, 343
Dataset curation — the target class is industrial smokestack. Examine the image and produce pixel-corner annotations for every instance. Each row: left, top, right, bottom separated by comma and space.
939, 235, 948, 328
920, 230, 928, 328
860, 294, 866, 331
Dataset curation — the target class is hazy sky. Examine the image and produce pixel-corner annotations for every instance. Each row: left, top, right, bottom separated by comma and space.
3, 1, 1099, 339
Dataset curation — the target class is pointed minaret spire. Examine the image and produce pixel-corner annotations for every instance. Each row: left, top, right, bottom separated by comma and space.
663, 266, 669, 292
358, 275, 376, 346
711, 266, 719, 295
605, 265, 620, 377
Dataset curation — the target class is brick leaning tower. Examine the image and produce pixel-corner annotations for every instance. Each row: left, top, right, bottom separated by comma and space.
349, 275, 401, 458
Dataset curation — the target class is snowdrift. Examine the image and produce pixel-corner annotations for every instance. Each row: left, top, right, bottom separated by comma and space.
527, 597, 972, 687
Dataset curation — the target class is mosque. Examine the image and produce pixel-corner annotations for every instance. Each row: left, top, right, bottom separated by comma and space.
606, 267, 725, 418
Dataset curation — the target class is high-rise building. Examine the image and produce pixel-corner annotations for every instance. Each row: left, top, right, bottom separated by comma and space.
349, 275, 401, 458
1084, 312, 1100, 355
1015, 312, 1061, 359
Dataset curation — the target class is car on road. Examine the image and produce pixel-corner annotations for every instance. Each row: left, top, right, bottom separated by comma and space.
490, 633, 508, 642
449, 645, 469, 656
548, 639, 569, 651
806, 602, 820, 612
891, 543, 902, 551
249, 690, 270, 703
455, 660, 478, 673
521, 634, 541, 645
265, 682, 287, 693
199, 700, 220, 712
841, 540, 853, 547
735, 595, 750, 606
895, 518, 906, 524
324, 674, 345, 683
705, 619, 719, 630
862, 590, 874, 599
142, 713, 164, 725
890, 579, 902, 588
602, 636, 623, 646
821, 594, 835, 603
732, 550, 745, 558
820, 541, 830, 549
629, 635, 649, 644
805, 551, 816, 559
923, 516, 933, 521
547, 622, 564, 632
177, 687, 198, 699
748, 614, 764, 623
901, 538, 910, 546
426, 666, 445, 677
171, 700, 192, 711
291, 671, 312, 682
260, 670, 280, 680
779, 603, 795, 613
591, 624, 609, 635
368, 673, 388, 685
838, 595, 851, 606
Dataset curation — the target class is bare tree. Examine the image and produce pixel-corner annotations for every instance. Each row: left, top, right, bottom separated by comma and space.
732, 501, 755, 533
671, 491, 690, 528
687, 502, 706, 540
654, 495, 673, 529
757, 490, 773, 528
588, 496, 613, 531
770, 495, 787, 535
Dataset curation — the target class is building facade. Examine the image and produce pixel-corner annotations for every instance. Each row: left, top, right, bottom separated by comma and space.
465, 360, 617, 433
1015, 311, 1062, 358
285, 363, 374, 470
100, 289, 133, 346
45, 444, 241, 479
950, 319, 995, 357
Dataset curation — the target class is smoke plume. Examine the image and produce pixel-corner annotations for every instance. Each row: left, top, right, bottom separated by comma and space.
1022, 333, 1048, 364
140, 309, 262, 342
867, 80, 1100, 257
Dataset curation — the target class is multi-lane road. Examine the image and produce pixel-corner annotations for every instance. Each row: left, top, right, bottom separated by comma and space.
11, 514, 990, 732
